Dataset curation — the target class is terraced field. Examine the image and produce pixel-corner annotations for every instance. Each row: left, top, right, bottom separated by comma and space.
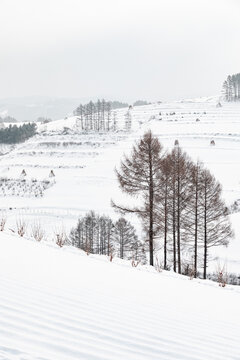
0, 97, 239, 270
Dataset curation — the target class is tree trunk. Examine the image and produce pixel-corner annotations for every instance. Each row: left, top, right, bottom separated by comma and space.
107, 233, 110, 256
149, 148, 154, 266
172, 182, 176, 272
203, 188, 207, 279
194, 175, 198, 278
120, 230, 123, 259
177, 173, 181, 274
164, 184, 168, 270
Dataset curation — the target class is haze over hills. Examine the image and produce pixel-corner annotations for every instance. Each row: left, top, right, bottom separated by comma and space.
0, 97, 152, 122
0, 97, 85, 122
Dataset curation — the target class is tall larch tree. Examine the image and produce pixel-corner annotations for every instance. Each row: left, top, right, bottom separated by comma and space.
112, 130, 163, 266
200, 169, 233, 279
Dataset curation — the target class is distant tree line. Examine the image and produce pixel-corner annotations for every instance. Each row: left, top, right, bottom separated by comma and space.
0, 116, 17, 123
222, 73, 240, 101
70, 211, 146, 264
108, 100, 129, 109
133, 100, 149, 106
36, 117, 52, 123
112, 131, 233, 279
0, 123, 37, 144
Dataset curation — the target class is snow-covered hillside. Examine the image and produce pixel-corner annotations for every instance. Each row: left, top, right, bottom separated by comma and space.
0, 232, 239, 360
0, 97, 240, 271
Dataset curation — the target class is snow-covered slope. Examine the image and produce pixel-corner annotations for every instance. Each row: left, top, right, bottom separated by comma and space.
0, 232, 239, 360
0, 97, 240, 271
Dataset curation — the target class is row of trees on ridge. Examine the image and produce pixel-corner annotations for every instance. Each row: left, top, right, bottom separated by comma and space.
0, 116, 17, 123
73, 99, 150, 132
74, 100, 127, 132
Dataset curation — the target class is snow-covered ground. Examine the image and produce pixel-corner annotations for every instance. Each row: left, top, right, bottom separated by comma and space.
0, 232, 239, 360
0, 97, 240, 272
0, 97, 240, 359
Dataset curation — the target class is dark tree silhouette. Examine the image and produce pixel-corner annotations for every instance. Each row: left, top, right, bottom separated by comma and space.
112, 130, 163, 266
113, 217, 138, 259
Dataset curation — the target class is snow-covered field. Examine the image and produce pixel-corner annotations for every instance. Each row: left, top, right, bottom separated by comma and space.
0, 97, 239, 271
0, 232, 239, 360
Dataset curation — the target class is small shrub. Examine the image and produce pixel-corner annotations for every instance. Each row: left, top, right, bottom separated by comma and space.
0, 212, 7, 231
54, 227, 68, 247
216, 263, 228, 287
31, 221, 45, 242
16, 218, 27, 237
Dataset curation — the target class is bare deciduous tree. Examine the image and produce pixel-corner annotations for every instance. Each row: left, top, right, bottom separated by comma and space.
0, 212, 7, 231
155, 154, 172, 270
166, 147, 192, 274
54, 226, 68, 247
186, 161, 204, 277
16, 218, 28, 237
112, 130, 164, 266
31, 220, 45, 242
200, 169, 233, 279
113, 217, 138, 260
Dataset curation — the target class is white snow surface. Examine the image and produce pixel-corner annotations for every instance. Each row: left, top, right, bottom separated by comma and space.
0, 232, 240, 360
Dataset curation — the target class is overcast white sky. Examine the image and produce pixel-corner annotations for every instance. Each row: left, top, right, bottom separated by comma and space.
0, 0, 239, 102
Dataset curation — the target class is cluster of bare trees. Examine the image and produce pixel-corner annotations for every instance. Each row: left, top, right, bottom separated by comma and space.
70, 211, 146, 264
73, 99, 133, 132
222, 73, 240, 101
73, 100, 115, 132
113, 131, 233, 278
